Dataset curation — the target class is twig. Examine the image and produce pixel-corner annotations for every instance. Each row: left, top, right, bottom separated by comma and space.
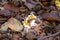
37, 31, 60, 40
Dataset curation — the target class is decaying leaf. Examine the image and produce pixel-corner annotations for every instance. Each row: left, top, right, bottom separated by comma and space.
0, 17, 23, 32
42, 11, 60, 21
3, 2, 19, 12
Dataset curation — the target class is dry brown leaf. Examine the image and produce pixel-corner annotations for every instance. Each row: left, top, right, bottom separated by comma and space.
0, 17, 23, 32
42, 11, 60, 21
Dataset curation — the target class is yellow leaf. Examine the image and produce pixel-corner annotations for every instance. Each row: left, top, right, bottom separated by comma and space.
26, 14, 36, 20
55, 0, 60, 7
23, 20, 30, 26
